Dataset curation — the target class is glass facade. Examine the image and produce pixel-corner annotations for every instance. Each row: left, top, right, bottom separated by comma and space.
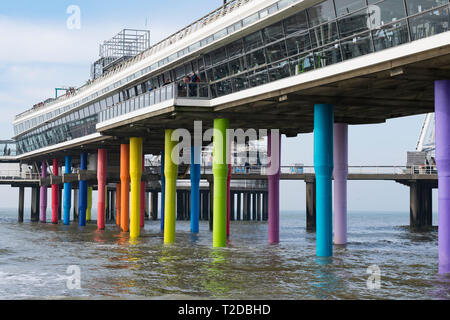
14, 0, 450, 155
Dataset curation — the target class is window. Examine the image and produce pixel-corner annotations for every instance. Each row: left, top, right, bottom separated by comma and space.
211, 48, 227, 66
310, 21, 339, 47
314, 43, 342, 67
284, 11, 309, 36
408, 6, 449, 40
368, 0, 407, 28
340, 33, 373, 60
213, 63, 230, 80
243, 13, 259, 27
338, 9, 370, 38
226, 40, 244, 59
229, 57, 246, 75
246, 48, 267, 69
244, 32, 264, 52
269, 59, 291, 81
307, 0, 336, 26
372, 20, 409, 50
405, 0, 448, 15
335, 0, 367, 16
266, 41, 288, 63
263, 21, 285, 44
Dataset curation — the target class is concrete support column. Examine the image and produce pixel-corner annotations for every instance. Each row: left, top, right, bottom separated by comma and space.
268, 131, 281, 244
436, 80, 450, 273
263, 191, 268, 221
63, 156, 72, 225
257, 193, 262, 221
120, 144, 130, 232
87, 187, 92, 222
236, 192, 241, 221
314, 104, 334, 257
116, 183, 121, 225
164, 129, 178, 244
209, 181, 214, 230
79, 152, 88, 226
40, 161, 47, 223
334, 123, 348, 245
151, 191, 158, 220
97, 149, 107, 230
51, 159, 59, 224
130, 137, 143, 238
410, 181, 433, 229
160, 151, 165, 231
140, 154, 145, 229
73, 189, 79, 221
31, 187, 39, 222
18, 187, 24, 223
145, 192, 149, 219
243, 192, 248, 221
306, 179, 316, 231
213, 118, 229, 248
230, 191, 235, 222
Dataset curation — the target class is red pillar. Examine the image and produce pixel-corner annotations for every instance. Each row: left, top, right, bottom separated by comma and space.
51, 159, 59, 224
97, 149, 107, 230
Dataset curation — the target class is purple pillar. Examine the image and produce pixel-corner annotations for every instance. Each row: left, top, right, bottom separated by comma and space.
436, 80, 450, 274
333, 123, 348, 245
40, 161, 47, 223
268, 132, 281, 244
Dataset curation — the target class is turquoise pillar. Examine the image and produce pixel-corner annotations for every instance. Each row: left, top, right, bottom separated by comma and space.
63, 156, 72, 225
190, 145, 201, 233
314, 104, 334, 257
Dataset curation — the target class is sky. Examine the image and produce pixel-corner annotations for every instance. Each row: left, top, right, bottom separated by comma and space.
0, 1, 436, 214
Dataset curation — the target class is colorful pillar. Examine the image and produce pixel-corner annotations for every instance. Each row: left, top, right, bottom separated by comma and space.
314, 104, 334, 257
63, 156, 72, 225
120, 144, 130, 232
227, 164, 231, 238
334, 123, 348, 245
130, 137, 143, 238
213, 118, 229, 248
436, 80, 450, 274
268, 132, 281, 244
51, 159, 59, 224
79, 152, 88, 226
86, 187, 93, 222
161, 151, 165, 231
190, 145, 201, 233
40, 161, 47, 223
97, 149, 107, 230
116, 183, 121, 226
140, 154, 146, 228
164, 130, 178, 244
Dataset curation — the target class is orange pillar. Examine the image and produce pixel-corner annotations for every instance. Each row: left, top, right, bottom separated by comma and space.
116, 183, 121, 226
120, 144, 130, 232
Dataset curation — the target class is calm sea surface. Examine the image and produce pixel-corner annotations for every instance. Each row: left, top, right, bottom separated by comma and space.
0, 208, 449, 300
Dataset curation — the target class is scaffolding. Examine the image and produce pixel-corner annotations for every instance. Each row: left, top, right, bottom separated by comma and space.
91, 29, 151, 80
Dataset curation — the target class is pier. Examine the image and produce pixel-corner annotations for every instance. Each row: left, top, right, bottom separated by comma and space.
2, 0, 450, 274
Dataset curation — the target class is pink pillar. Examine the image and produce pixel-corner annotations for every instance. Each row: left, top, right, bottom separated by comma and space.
333, 123, 348, 245
40, 161, 47, 223
97, 149, 107, 230
51, 159, 59, 224
268, 132, 281, 244
140, 154, 145, 228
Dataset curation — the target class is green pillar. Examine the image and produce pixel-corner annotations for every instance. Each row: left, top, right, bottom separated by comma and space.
213, 118, 229, 248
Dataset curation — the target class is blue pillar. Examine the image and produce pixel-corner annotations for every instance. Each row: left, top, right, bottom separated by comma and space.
314, 104, 334, 257
79, 152, 88, 226
160, 151, 165, 231
190, 145, 201, 233
63, 156, 72, 225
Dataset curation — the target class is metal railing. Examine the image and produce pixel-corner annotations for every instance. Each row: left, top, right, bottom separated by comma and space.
0, 170, 40, 181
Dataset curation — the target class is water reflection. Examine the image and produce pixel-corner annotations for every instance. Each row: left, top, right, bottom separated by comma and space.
311, 257, 340, 299
202, 248, 231, 297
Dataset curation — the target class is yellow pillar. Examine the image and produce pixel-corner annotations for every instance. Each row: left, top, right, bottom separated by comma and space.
130, 137, 143, 238
164, 130, 178, 244
86, 187, 93, 221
